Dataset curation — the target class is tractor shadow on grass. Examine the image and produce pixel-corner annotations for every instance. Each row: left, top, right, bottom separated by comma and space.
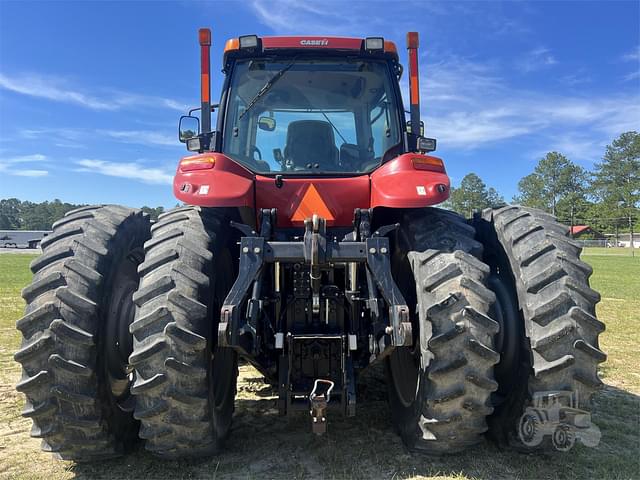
67, 369, 640, 480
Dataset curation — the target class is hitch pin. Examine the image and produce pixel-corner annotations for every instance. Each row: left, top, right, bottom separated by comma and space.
309, 379, 334, 436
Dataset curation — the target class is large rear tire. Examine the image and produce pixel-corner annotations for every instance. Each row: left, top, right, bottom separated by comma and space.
15, 205, 150, 461
129, 206, 238, 458
474, 206, 606, 448
386, 208, 500, 453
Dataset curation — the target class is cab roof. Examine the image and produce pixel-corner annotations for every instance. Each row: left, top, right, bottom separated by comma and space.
223, 36, 399, 64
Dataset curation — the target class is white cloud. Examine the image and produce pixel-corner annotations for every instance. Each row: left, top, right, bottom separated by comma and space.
99, 130, 177, 147
21, 128, 83, 142
20, 127, 177, 148
623, 70, 640, 82
0, 153, 49, 177
419, 54, 640, 156
515, 47, 558, 73
1, 153, 48, 163
247, 0, 401, 36
0, 73, 187, 112
0, 73, 117, 110
558, 71, 592, 87
621, 46, 640, 62
75, 159, 173, 185
246, 0, 515, 39
11, 169, 49, 177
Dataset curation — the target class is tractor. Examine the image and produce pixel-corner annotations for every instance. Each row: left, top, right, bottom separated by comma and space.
518, 391, 602, 451
15, 29, 606, 461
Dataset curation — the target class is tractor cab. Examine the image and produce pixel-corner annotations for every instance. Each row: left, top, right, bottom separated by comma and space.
176, 32, 448, 228
220, 55, 402, 175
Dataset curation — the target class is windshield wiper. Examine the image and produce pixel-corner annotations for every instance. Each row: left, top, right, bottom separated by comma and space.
239, 59, 297, 120
320, 110, 348, 144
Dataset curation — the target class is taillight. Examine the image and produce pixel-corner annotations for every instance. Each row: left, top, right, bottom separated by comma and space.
412, 156, 445, 172
179, 155, 215, 172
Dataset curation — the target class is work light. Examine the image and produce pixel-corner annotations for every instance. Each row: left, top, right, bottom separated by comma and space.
417, 137, 437, 152
239, 35, 260, 49
365, 37, 384, 52
186, 137, 201, 152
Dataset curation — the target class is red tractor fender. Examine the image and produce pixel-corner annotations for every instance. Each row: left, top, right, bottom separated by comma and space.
370, 153, 450, 208
173, 153, 255, 207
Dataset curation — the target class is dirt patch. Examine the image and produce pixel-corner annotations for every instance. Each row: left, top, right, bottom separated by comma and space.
2, 362, 638, 480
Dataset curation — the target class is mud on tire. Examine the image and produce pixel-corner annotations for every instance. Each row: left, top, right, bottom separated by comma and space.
387, 208, 500, 453
15, 205, 150, 461
474, 206, 606, 446
129, 206, 238, 458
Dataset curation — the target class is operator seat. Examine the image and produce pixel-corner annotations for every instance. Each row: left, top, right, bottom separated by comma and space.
284, 120, 339, 170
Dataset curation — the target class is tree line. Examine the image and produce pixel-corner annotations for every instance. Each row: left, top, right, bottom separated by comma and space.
445, 131, 639, 234
0, 199, 166, 230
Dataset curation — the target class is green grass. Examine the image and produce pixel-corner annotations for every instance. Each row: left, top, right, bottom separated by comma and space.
582, 247, 638, 257
587, 254, 640, 393
0, 253, 638, 480
0, 255, 33, 387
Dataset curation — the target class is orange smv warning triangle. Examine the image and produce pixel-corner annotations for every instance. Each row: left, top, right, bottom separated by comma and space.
291, 184, 335, 222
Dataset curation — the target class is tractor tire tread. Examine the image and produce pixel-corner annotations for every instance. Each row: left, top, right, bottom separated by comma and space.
15, 205, 150, 461
130, 206, 237, 458
389, 208, 499, 454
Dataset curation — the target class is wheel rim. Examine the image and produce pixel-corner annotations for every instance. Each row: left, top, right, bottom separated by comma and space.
104, 248, 144, 411
210, 249, 236, 414
389, 247, 420, 408
488, 272, 522, 403
389, 347, 419, 408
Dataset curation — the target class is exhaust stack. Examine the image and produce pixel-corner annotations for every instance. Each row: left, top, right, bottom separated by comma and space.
199, 28, 212, 134
406, 32, 420, 138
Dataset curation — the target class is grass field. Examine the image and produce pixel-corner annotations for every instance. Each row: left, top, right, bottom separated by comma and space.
582, 247, 639, 257
1, 253, 638, 479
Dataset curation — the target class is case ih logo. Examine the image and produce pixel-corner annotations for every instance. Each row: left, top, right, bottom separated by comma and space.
300, 39, 329, 46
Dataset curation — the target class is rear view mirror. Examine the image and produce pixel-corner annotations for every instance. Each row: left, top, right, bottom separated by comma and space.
179, 115, 200, 143
258, 116, 276, 132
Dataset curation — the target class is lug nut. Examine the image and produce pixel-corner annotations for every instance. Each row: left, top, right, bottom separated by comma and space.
369, 247, 376, 254
380, 247, 388, 254
242, 247, 249, 253
254, 247, 261, 254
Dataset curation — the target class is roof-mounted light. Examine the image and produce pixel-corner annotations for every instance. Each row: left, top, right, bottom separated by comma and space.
224, 38, 240, 54
365, 37, 384, 52
239, 35, 260, 50
383, 40, 398, 55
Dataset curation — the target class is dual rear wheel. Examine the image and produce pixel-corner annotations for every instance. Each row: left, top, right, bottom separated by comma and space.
15, 204, 604, 460
386, 206, 605, 452
14, 205, 238, 461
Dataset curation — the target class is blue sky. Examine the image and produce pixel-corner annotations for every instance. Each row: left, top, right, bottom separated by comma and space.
0, 0, 638, 208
